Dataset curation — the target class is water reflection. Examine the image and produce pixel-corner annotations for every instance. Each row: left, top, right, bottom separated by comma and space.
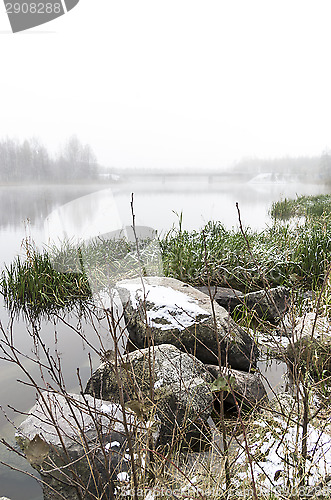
0, 185, 105, 230
0, 306, 113, 500
0, 181, 329, 235
44, 188, 123, 244
258, 358, 291, 398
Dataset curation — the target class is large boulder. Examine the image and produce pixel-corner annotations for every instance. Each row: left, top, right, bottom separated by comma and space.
206, 364, 268, 411
116, 277, 259, 371
85, 344, 213, 446
16, 392, 138, 500
197, 285, 290, 323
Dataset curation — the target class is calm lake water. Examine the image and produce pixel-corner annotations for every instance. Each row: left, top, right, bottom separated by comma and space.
0, 180, 329, 499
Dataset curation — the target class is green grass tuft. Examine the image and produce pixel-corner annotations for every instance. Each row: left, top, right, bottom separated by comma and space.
270, 194, 331, 220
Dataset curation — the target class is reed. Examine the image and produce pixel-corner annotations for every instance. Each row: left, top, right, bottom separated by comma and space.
161, 217, 331, 291
0, 248, 91, 318
3, 213, 331, 318
270, 193, 331, 220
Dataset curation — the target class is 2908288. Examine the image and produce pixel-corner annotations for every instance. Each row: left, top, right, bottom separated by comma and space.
5, 3, 62, 14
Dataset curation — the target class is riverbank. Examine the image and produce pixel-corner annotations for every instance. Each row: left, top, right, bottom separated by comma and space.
2, 208, 331, 318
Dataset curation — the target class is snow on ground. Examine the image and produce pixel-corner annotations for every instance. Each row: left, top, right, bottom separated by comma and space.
236, 417, 331, 490
254, 330, 291, 350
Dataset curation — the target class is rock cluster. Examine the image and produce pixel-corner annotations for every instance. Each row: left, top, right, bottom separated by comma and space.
17, 276, 271, 499
85, 343, 214, 445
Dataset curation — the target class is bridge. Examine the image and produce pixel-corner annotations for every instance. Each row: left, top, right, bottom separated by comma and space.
109, 169, 253, 184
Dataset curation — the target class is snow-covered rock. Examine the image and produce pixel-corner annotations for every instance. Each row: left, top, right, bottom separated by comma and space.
287, 313, 331, 375
116, 277, 259, 371
292, 312, 331, 342
17, 392, 138, 500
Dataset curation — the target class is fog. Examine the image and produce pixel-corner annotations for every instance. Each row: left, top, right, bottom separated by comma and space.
1, 1, 331, 170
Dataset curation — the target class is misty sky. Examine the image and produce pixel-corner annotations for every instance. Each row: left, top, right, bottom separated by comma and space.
0, 0, 331, 170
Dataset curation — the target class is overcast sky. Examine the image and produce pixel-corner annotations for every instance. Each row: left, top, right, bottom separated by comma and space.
0, 0, 331, 170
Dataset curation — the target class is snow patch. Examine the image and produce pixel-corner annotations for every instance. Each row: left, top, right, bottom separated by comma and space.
100, 404, 113, 415
117, 472, 129, 482
105, 441, 121, 452
237, 422, 331, 489
118, 283, 209, 330
154, 378, 164, 389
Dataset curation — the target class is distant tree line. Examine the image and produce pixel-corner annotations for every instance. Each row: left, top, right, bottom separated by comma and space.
319, 149, 331, 182
0, 136, 99, 183
232, 156, 320, 179
231, 152, 331, 183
